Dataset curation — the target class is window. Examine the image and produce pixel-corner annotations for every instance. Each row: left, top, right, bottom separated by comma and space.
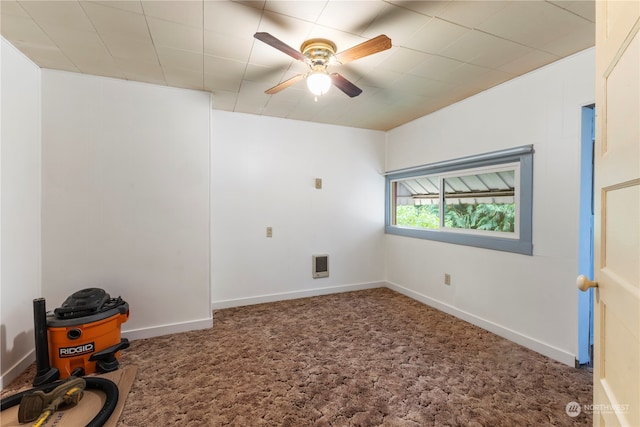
385, 145, 533, 255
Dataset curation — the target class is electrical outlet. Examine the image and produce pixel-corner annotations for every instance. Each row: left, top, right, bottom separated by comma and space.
444, 274, 451, 286
266, 227, 273, 238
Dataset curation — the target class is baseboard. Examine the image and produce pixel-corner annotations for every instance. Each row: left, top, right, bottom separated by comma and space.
1, 349, 35, 390
385, 281, 576, 366
122, 317, 213, 341
211, 281, 385, 310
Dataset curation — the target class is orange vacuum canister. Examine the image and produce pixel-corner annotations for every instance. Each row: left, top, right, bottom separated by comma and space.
46, 288, 129, 379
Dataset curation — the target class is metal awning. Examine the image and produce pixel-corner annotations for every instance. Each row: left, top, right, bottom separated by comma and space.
395, 170, 515, 205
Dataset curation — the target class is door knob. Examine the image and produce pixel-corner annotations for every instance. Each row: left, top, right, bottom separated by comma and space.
577, 275, 598, 291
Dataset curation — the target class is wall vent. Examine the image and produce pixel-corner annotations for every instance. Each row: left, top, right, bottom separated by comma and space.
312, 254, 329, 278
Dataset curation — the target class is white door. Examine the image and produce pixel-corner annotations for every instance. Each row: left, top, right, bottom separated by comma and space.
592, 1, 640, 425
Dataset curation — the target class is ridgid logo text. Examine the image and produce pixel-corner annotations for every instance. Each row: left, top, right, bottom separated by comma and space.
59, 342, 95, 358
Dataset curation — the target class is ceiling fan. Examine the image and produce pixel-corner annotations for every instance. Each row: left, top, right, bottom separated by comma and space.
253, 32, 392, 99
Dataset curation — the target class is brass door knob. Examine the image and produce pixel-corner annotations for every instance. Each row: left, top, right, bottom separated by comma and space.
577, 275, 598, 291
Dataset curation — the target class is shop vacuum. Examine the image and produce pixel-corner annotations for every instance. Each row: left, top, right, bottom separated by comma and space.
42, 288, 130, 381
1, 288, 130, 426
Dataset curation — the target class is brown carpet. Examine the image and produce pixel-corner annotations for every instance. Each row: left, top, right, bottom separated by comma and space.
2, 288, 592, 426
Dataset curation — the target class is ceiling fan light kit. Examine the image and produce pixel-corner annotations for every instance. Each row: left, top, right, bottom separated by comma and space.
306, 69, 332, 97
253, 32, 391, 99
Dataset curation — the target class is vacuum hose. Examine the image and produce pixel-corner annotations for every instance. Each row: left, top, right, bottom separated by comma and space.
0, 377, 119, 427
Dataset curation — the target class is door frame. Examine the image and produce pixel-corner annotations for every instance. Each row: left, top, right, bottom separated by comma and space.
577, 104, 595, 366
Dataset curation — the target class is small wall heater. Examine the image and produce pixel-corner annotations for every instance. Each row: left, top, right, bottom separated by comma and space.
312, 254, 329, 278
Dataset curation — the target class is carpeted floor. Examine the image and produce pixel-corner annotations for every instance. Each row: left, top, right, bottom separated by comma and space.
2, 288, 592, 426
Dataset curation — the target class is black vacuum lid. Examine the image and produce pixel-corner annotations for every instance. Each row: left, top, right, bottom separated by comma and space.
53, 288, 125, 320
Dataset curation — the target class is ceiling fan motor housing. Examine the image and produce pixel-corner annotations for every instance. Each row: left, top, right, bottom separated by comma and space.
300, 38, 337, 66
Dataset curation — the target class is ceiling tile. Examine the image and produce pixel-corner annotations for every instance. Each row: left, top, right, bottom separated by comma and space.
234, 80, 271, 115
210, 89, 238, 111
476, 1, 592, 49
316, 1, 386, 34
440, 30, 533, 69
497, 49, 560, 75
388, 1, 451, 18
242, 63, 287, 85
262, 91, 304, 118
18, 1, 95, 32
205, 72, 243, 93
258, 10, 315, 44
409, 54, 466, 82
549, 0, 595, 23
204, 30, 253, 62
361, 3, 431, 45
390, 73, 455, 98
11, 40, 78, 71
355, 68, 403, 90
157, 46, 203, 72
1, 1, 29, 17
429, 62, 496, 86
339, 50, 395, 82
204, 1, 262, 35
264, 0, 327, 22
204, 55, 245, 87
141, 1, 203, 28
0, 13, 56, 49
436, 1, 509, 29
44, 26, 109, 60
232, 1, 266, 12
403, 17, 469, 54
147, 16, 203, 53
458, 66, 514, 91
81, 1, 150, 41
163, 66, 204, 90
115, 57, 166, 84
100, 33, 158, 63
83, 1, 144, 14
72, 55, 125, 80
376, 47, 429, 74
539, 22, 594, 57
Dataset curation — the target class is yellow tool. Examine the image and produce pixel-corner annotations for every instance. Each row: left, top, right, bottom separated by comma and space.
18, 377, 86, 425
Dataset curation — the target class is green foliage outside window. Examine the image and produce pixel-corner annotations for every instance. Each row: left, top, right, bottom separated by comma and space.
445, 203, 515, 232
395, 203, 515, 232
395, 204, 439, 229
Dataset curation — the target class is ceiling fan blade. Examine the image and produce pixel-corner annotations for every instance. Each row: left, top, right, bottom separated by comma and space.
265, 74, 306, 95
330, 73, 363, 98
334, 34, 392, 64
254, 32, 306, 62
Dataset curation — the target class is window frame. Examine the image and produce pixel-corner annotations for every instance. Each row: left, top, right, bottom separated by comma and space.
385, 145, 534, 255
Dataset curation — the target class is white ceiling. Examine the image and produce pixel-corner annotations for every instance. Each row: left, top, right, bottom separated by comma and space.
1, 0, 595, 131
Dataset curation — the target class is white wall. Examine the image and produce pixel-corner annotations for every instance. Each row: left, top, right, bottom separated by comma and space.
0, 39, 42, 387
40, 70, 212, 340
385, 48, 595, 365
211, 111, 386, 307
